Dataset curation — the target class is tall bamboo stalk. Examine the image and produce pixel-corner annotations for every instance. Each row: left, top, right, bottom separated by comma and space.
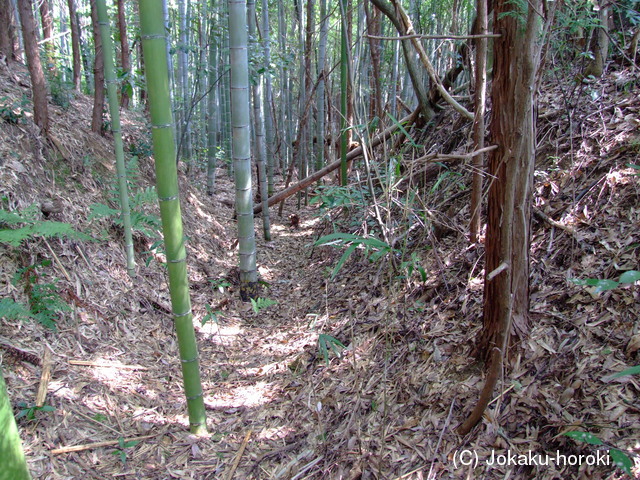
96, 0, 135, 277
261, 0, 275, 195
206, 0, 219, 195
247, 0, 271, 241
339, 0, 348, 186
316, 0, 328, 175
228, 0, 259, 301
138, 0, 207, 435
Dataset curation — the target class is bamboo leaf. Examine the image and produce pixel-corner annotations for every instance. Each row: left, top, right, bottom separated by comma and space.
562, 431, 603, 445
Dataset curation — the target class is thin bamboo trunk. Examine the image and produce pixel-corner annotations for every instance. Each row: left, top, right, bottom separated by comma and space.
262, 0, 275, 196
315, 0, 328, 175
247, 0, 271, 241
96, 0, 136, 277
339, 0, 348, 185
206, 1, 219, 195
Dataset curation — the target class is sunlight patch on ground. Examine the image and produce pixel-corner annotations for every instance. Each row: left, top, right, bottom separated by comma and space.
198, 321, 245, 346
256, 426, 297, 441
256, 330, 317, 356
242, 360, 289, 377
204, 381, 277, 409
84, 357, 146, 391
48, 380, 78, 401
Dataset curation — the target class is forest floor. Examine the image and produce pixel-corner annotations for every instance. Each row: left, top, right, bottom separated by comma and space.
1, 61, 640, 480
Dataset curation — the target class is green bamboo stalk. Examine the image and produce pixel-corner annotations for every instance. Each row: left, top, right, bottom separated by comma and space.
248, 0, 271, 241
228, 0, 259, 300
339, 0, 348, 186
316, 0, 328, 176
0, 365, 32, 480
95, 0, 136, 277
206, 0, 219, 195
138, 0, 207, 435
262, 0, 275, 195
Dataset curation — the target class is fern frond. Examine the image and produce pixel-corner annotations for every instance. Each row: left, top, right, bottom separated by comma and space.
0, 298, 32, 322
88, 203, 120, 221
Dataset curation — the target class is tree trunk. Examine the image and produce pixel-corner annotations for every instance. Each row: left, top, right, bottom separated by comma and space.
364, 2, 383, 120
17, 0, 49, 135
469, 0, 488, 243
228, 0, 259, 301
139, 0, 208, 436
478, 0, 541, 359
96, 0, 136, 277
315, 0, 328, 175
0, 0, 16, 60
277, 1, 289, 173
458, 0, 544, 436
262, 0, 275, 195
89, 0, 105, 134
66, 0, 82, 90
206, 2, 219, 195
38, 0, 54, 67
247, 0, 271, 241
116, 0, 131, 108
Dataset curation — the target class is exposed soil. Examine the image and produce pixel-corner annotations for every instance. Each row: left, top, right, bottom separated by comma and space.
1, 60, 639, 480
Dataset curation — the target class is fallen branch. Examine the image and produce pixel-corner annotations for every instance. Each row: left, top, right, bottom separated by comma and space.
68, 360, 148, 371
35, 346, 52, 407
225, 430, 252, 480
0, 338, 41, 366
51, 434, 156, 455
254, 109, 420, 215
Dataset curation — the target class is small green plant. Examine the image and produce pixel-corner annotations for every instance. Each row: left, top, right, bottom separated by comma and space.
142, 239, 165, 267
571, 270, 640, 293
562, 431, 633, 476
5, 260, 71, 330
15, 402, 55, 421
0, 96, 28, 124
314, 232, 394, 279
209, 278, 232, 293
89, 186, 161, 238
48, 67, 74, 110
310, 185, 369, 213
111, 436, 140, 465
397, 252, 427, 283
250, 297, 277, 314
0, 204, 91, 247
93, 413, 108, 422
317, 333, 346, 365
201, 305, 224, 326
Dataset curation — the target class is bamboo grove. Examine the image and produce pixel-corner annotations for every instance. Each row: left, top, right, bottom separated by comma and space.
2, 0, 636, 439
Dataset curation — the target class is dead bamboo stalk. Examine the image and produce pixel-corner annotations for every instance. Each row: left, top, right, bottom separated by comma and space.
35, 345, 52, 407
51, 434, 156, 455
